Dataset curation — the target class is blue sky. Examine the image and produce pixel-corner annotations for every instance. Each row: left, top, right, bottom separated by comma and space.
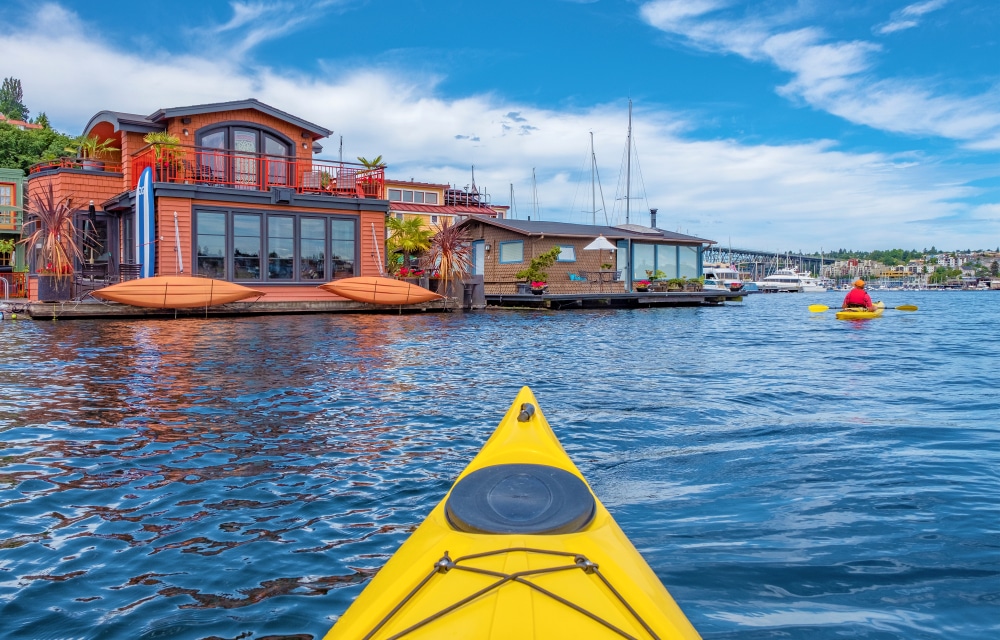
2, 0, 999, 252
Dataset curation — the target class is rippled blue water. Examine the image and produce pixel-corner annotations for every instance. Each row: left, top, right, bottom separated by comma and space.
1, 292, 998, 639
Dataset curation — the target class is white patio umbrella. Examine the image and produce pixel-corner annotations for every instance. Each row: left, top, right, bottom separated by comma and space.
583, 235, 617, 251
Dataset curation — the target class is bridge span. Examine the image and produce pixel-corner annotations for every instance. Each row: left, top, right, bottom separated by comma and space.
702, 247, 835, 279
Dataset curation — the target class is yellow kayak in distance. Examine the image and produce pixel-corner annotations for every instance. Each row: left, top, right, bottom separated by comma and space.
836, 301, 885, 320
325, 386, 701, 639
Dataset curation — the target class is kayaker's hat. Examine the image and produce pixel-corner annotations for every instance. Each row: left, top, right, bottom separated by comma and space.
854, 279, 865, 287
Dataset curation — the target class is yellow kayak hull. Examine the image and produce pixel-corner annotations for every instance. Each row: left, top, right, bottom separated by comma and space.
836, 302, 885, 320
325, 386, 701, 639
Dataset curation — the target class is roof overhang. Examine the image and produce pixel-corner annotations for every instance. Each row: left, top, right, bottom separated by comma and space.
147, 99, 332, 139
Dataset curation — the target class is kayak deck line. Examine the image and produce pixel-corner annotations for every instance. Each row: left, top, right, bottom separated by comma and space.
364, 547, 660, 640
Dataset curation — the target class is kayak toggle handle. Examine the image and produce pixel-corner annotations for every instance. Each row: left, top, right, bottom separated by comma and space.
517, 403, 535, 422
575, 556, 599, 574
435, 553, 454, 573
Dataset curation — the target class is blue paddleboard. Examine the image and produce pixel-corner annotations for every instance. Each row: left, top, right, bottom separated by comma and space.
136, 166, 155, 278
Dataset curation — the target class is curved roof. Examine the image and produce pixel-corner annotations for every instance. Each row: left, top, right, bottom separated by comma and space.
83, 99, 332, 139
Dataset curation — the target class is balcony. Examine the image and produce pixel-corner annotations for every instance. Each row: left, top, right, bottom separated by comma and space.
29, 157, 123, 175
132, 145, 385, 199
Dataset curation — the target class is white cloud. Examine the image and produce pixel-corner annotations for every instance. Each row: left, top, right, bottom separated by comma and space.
877, 0, 949, 35
639, 0, 1000, 151
0, 2, 996, 251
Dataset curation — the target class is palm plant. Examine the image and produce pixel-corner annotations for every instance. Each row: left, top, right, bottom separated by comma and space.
386, 216, 433, 272
66, 134, 119, 159
423, 224, 473, 296
357, 155, 385, 169
143, 131, 182, 162
19, 183, 83, 278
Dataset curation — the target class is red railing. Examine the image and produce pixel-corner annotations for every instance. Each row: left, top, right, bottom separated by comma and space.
29, 158, 123, 174
131, 145, 384, 199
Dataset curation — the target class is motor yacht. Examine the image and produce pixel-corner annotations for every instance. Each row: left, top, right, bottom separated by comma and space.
703, 262, 746, 292
756, 268, 827, 292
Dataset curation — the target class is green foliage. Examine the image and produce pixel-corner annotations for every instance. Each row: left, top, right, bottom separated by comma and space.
0, 77, 28, 121
357, 155, 385, 169
928, 266, 962, 284
991, 261, 999, 277
386, 216, 433, 269
67, 134, 118, 159
143, 131, 181, 160
515, 246, 562, 283
0, 238, 15, 256
0, 121, 75, 172
19, 183, 83, 278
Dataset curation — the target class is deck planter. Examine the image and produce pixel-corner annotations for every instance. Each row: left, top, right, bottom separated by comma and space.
36, 275, 73, 301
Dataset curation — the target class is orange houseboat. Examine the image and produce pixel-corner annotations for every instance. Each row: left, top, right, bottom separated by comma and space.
26, 99, 388, 304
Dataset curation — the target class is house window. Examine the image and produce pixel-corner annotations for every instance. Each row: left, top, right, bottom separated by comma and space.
233, 213, 261, 279
387, 188, 438, 204
395, 212, 404, 220
195, 123, 294, 189
299, 218, 327, 280
430, 215, 439, 225
195, 209, 357, 282
197, 212, 227, 279
499, 241, 523, 264
657, 245, 678, 278
268, 216, 295, 279
556, 245, 576, 262
679, 245, 699, 278
0, 183, 12, 207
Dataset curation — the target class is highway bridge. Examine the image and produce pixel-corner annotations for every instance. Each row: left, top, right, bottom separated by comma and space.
702, 247, 835, 279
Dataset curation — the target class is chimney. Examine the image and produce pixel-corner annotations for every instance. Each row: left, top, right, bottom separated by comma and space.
649, 208, 658, 229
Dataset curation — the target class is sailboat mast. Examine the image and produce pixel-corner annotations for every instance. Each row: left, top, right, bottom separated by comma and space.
590, 132, 596, 226
626, 99, 632, 225
532, 168, 538, 221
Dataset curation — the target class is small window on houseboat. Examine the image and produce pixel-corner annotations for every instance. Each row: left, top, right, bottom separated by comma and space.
430, 215, 438, 225
402, 190, 414, 203
557, 245, 576, 262
414, 192, 425, 204
387, 189, 402, 201
425, 192, 438, 205
499, 241, 524, 264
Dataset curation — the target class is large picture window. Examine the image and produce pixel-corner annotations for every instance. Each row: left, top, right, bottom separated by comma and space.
196, 123, 293, 189
195, 208, 357, 282
679, 245, 699, 278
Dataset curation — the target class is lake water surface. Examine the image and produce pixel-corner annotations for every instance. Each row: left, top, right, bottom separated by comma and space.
1, 291, 998, 639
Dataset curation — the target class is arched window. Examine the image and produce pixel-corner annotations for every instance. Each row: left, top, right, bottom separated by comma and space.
195, 124, 293, 189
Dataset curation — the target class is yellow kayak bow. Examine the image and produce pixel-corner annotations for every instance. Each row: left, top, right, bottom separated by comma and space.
325, 386, 701, 639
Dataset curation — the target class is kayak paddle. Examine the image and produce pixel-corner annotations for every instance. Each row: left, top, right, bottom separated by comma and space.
809, 303, 918, 313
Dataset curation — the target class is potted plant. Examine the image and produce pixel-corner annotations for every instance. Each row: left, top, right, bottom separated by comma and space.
516, 246, 561, 294
634, 279, 651, 292
67, 134, 119, 171
19, 184, 83, 301
143, 131, 183, 181
0, 238, 15, 268
530, 280, 548, 294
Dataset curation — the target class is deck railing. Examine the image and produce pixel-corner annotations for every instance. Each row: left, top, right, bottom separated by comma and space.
131, 145, 385, 199
29, 158, 123, 174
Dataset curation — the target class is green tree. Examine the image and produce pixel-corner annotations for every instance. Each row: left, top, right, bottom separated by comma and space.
0, 121, 75, 172
515, 246, 562, 284
991, 261, 999, 277
386, 216, 433, 270
0, 77, 29, 121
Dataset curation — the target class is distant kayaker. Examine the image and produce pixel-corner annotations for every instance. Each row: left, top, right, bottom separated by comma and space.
842, 279, 875, 311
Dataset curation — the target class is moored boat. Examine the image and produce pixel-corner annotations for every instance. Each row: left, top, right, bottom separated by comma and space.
91, 276, 263, 309
319, 276, 443, 305
756, 268, 827, 293
702, 262, 744, 292
325, 386, 701, 639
